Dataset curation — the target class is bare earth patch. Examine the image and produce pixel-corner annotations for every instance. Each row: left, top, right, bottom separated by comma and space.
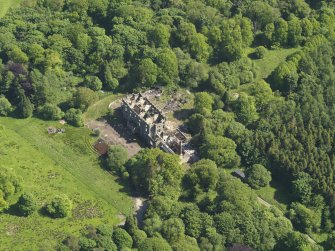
86, 118, 142, 157
86, 99, 142, 157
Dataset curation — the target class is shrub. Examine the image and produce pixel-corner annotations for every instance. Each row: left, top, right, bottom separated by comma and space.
45, 194, 72, 218
84, 76, 103, 91
107, 145, 129, 174
37, 103, 64, 120
112, 228, 133, 250
138, 237, 172, 251
93, 128, 101, 137
65, 108, 83, 127
0, 166, 21, 211
0, 96, 12, 116
73, 87, 98, 111
245, 164, 272, 189
254, 46, 267, 59
16, 193, 37, 216
132, 229, 147, 247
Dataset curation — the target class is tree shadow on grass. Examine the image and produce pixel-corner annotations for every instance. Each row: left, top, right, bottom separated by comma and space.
5, 203, 21, 217
98, 155, 136, 199
271, 179, 293, 208
248, 52, 260, 60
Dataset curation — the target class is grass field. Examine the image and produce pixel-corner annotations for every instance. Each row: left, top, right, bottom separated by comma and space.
0, 0, 21, 17
256, 179, 292, 212
0, 117, 133, 250
84, 93, 123, 121
249, 47, 300, 81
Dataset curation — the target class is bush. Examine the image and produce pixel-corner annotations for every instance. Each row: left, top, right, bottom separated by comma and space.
84, 76, 103, 91
93, 128, 101, 137
289, 202, 321, 233
254, 46, 267, 59
62, 236, 80, 251
79, 237, 96, 250
245, 164, 272, 189
72, 87, 98, 111
65, 108, 83, 127
138, 237, 172, 251
132, 229, 147, 247
105, 77, 119, 91
0, 166, 21, 211
0, 96, 12, 116
16, 193, 37, 216
45, 194, 72, 218
107, 145, 129, 174
37, 103, 64, 120
112, 228, 133, 250
161, 218, 185, 242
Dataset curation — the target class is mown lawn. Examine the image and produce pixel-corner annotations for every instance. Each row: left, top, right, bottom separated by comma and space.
0, 117, 133, 250
0, 0, 21, 17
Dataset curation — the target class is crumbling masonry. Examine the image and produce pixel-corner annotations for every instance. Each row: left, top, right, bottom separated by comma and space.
121, 93, 187, 155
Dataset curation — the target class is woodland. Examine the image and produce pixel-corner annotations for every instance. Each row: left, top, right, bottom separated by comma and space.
1, 0, 335, 250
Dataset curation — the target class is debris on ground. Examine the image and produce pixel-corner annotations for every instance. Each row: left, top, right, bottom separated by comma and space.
47, 127, 65, 134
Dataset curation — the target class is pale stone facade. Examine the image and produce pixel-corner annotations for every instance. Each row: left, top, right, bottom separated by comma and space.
121, 93, 187, 154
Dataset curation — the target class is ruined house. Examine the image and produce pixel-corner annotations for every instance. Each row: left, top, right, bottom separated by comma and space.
121, 93, 187, 155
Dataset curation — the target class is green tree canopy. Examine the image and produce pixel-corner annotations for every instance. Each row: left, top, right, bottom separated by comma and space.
200, 134, 240, 168
136, 58, 159, 87
65, 108, 83, 127
245, 164, 272, 189
112, 228, 133, 250
161, 218, 185, 243
72, 87, 98, 111
37, 103, 64, 120
194, 92, 214, 116
107, 145, 129, 175
16, 193, 37, 216
128, 149, 184, 199
138, 237, 172, 251
0, 166, 21, 211
45, 194, 72, 218
185, 159, 219, 193
0, 96, 12, 116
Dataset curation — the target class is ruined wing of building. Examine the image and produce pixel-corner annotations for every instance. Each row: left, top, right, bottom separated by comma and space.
121, 93, 187, 155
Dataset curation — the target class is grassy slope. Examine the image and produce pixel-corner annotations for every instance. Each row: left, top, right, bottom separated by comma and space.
0, 0, 21, 17
249, 47, 300, 81
256, 180, 291, 212
84, 93, 123, 121
0, 118, 132, 250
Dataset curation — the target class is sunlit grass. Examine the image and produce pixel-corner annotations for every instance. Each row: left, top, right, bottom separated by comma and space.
248, 47, 300, 81
0, 0, 21, 17
0, 117, 133, 250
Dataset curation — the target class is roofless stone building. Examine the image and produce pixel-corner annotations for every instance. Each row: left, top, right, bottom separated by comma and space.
121, 93, 187, 155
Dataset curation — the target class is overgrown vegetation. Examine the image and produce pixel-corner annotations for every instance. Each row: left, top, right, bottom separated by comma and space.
0, 118, 132, 249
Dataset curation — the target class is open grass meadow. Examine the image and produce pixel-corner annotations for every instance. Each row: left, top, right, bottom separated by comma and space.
256, 179, 292, 212
84, 93, 123, 121
249, 47, 300, 81
0, 117, 133, 250
0, 0, 21, 17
